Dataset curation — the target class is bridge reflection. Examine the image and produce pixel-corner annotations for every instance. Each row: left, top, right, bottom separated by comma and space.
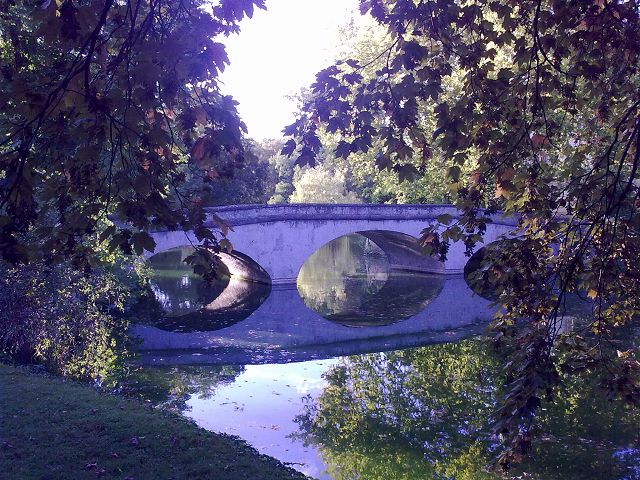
133, 235, 498, 365
132, 276, 494, 366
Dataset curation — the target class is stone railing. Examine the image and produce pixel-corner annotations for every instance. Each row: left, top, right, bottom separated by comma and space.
206, 203, 517, 228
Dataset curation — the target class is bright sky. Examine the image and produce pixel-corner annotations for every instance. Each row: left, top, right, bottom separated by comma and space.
221, 0, 359, 140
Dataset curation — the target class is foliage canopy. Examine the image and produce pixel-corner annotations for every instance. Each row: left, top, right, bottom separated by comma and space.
2, 0, 640, 468
0, 0, 265, 272
284, 0, 640, 464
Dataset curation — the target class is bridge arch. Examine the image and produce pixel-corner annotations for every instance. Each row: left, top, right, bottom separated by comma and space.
357, 230, 445, 274
145, 242, 271, 284
296, 231, 446, 327
144, 246, 272, 332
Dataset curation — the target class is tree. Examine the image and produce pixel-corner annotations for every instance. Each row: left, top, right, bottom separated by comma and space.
300, 16, 476, 205
0, 0, 265, 275
266, 138, 295, 203
0, 259, 137, 380
289, 163, 361, 204
284, 0, 640, 466
184, 138, 278, 206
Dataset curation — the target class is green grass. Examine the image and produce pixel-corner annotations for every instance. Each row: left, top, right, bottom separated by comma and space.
0, 363, 308, 480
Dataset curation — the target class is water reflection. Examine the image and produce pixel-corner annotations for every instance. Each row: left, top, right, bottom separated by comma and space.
130, 242, 639, 478
297, 234, 444, 327
119, 364, 245, 412
124, 337, 640, 480
186, 361, 333, 479
148, 247, 228, 317
145, 247, 271, 332
295, 340, 640, 480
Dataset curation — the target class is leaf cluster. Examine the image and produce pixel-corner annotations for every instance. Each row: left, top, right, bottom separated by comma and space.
0, 0, 265, 268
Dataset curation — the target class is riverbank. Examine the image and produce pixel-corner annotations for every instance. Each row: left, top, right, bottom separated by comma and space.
0, 363, 308, 480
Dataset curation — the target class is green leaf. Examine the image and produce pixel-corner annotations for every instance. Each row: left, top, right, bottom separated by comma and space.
131, 232, 156, 255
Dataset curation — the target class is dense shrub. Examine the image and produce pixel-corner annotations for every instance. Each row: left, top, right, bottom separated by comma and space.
0, 262, 138, 382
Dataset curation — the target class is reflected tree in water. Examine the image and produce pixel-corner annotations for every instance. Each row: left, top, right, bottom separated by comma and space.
295, 340, 640, 479
147, 247, 229, 317
297, 234, 389, 315
119, 364, 245, 412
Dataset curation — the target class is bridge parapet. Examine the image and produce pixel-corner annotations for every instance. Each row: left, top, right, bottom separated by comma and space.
206, 203, 517, 228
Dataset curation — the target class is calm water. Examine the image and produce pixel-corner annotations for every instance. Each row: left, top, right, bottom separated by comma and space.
127, 235, 640, 480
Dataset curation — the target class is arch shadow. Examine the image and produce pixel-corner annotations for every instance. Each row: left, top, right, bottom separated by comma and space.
357, 230, 445, 274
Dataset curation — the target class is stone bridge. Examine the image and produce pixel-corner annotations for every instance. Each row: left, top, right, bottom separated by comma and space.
135, 204, 520, 364
150, 204, 518, 284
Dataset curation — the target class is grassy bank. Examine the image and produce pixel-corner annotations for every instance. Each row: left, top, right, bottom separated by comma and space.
0, 363, 308, 480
